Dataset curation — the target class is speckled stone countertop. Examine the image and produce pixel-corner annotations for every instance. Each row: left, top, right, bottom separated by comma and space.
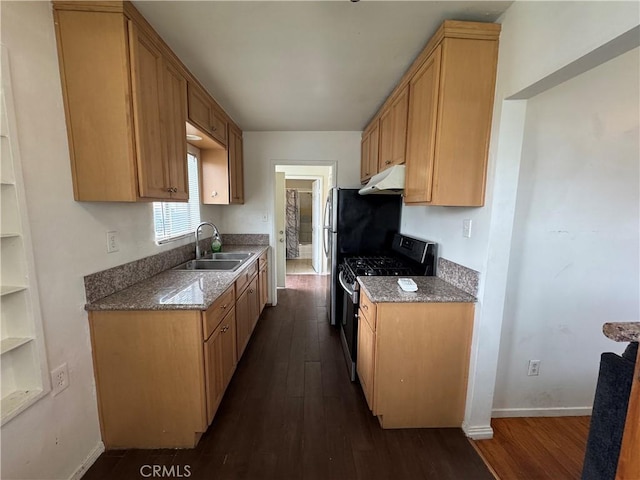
85, 246, 268, 311
603, 322, 640, 342
358, 276, 476, 303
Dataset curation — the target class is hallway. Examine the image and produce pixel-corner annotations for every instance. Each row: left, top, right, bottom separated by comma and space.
83, 275, 493, 480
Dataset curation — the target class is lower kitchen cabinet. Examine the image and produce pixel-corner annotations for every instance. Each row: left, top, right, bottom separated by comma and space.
236, 274, 259, 360
204, 307, 236, 425
88, 310, 208, 448
88, 285, 243, 449
259, 266, 268, 313
356, 291, 474, 428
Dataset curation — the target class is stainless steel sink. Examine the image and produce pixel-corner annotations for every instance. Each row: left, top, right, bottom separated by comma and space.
207, 252, 252, 260
174, 259, 242, 271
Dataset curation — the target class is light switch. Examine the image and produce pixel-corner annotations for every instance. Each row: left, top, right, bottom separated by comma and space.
463, 219, 472, 238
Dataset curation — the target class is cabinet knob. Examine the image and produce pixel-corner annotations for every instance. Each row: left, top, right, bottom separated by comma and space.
363, 304, 368, 310
211, 126, 217, 132
249, 289, 254, 294
385, 160, 391, 165
221, 304, 228, 310
166, 187, 173, 193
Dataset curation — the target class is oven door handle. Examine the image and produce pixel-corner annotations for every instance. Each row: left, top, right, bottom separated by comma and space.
338, 271, 355, 297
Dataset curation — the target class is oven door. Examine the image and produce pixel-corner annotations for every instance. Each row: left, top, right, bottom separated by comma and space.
338, 271, 358, 382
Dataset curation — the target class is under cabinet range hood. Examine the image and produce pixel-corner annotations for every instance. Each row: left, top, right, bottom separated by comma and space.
358, 165, 405, 195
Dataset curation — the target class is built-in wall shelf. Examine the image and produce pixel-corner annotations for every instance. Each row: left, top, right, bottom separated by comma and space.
1, 337, 33, 355
0, 45, 50, 426
1, 390, 45, 426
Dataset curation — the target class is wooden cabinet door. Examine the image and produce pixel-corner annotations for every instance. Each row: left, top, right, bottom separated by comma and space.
129, 21, 171, 200
378, 107, 394, 171
368, 122, 380, 180
258, 267, 268, 313
162, 60, 188, 201
235, 286, 252, 360
404, 45, 442, 204
220, 308, 237, 386
378, 85, 409, 171
360, 133, 371, 183
210, 107, 228, 146
187, 82, 214, 138
248, 276, 260, 331
357, 313, 376, 413
229, 127, 244, 204
204, 322, 225, 425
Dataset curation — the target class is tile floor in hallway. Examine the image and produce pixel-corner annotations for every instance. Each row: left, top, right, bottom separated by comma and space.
286, 258, 317, 275
82, 274, 494, 480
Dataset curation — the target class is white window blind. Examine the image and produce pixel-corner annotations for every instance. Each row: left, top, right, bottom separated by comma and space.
153, 152, 201, 243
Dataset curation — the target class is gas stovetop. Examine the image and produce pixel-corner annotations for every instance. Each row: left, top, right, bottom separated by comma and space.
342, 256, 416, 283
340, 234, 438, 285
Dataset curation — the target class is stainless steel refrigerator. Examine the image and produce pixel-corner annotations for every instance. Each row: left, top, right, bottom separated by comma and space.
322, 188, 402, 325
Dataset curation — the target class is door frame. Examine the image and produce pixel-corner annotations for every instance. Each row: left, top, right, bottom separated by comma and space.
270, 161, 337, 306
284, 175, 324, 274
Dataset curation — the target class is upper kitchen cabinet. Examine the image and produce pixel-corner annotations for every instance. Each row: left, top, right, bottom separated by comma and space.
362, 21, 500, 206
187, 82, 228, 147
228, 125, 245, 204
360, 121, 380, 184
53, 2, 189, 202
378, 85, 409, 172
196, 123, 244, 205
405, 23, 500, 206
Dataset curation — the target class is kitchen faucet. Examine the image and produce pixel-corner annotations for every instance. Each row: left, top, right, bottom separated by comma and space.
195, 222, 220, 259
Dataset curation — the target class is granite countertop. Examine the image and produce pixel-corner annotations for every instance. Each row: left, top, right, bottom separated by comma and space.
358, 276, 476, 303
85, 245, 268, 311
603, 322, 640, 342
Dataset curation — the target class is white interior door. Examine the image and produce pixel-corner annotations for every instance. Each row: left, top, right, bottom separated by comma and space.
311, 179, 322, 273
275, 172, 286, 288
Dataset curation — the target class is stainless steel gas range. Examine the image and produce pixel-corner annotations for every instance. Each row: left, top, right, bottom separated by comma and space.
338, 234, 437, 381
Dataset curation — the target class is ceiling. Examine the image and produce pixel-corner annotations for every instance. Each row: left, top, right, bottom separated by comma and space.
133, 1, 512, 131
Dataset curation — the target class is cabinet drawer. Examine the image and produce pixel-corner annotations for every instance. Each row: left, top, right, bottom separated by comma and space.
258, 251, 267, 271
235, 260, 258, 298
203, 284, 235, 339
359, 290, 377, 331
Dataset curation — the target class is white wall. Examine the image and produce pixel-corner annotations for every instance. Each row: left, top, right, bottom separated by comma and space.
220, 131, 360, 234
400, 1, 639, 438
493, 48, 639, 415
0, 3, 222, 478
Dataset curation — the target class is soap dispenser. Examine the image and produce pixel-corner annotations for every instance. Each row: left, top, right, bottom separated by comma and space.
211, 233, 222, 253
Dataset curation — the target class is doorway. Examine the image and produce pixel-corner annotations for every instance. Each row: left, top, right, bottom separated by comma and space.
273, 164, 334, 290
285, 180, 315, 274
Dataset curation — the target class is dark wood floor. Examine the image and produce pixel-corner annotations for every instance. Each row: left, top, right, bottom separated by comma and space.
83, 275, 493, 480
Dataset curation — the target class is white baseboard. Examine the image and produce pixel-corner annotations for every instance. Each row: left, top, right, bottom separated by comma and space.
69, 441, 105, 480
491, 406, 592, 418
462, 422, 494, 440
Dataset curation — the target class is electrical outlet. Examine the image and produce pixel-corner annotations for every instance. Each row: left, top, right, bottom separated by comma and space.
106, 231, 119, 253
51, 363, 70, 396
463, 219, 472, 238
527, 360, 541, 376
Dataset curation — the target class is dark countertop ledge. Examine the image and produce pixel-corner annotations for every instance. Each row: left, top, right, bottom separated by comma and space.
603, 322, 640, 342
85, 245, 268, 312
